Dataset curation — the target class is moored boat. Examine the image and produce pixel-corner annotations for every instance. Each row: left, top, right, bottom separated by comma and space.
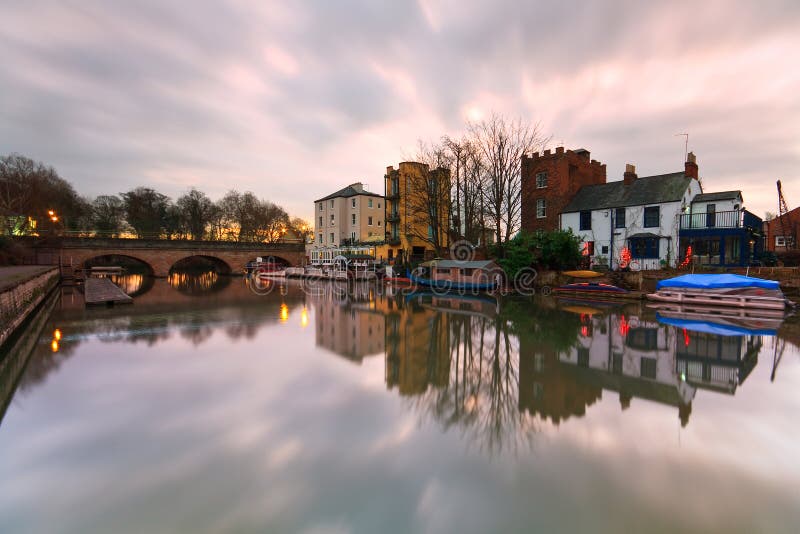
555, 282, 627, 294
647, 274, 789, 311
409, 260, 503, 292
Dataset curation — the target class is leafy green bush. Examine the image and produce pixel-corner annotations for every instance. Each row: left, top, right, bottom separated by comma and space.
492, 230, 582, 278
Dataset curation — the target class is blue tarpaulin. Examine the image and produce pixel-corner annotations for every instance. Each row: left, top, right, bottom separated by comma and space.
656, 274, 780, 291
656, 314, 777, 336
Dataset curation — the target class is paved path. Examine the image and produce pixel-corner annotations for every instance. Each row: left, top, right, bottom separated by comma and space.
0, 266, 55, 293
84, 277, 133, 305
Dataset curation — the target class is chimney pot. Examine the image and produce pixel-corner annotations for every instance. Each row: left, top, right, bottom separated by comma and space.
555, 146, 564, 155
623, 163, 637, 185
544, 149, 551, 156
685, 152, 699, 180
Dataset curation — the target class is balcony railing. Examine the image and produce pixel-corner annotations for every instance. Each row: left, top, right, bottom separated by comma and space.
680, 210, 743, 229
386, 212, 400, 222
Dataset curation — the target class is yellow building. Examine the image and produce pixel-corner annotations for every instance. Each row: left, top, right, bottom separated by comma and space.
382, 162, 450, 264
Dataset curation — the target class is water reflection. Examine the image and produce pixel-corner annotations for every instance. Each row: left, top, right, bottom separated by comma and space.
168, 270, 230, 295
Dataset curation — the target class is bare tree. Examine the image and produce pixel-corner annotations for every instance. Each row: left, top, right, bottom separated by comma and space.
467, 114, 548, 246
406, 143, 452, 256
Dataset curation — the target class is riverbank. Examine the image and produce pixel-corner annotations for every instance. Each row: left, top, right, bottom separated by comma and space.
0, 266, 60, 349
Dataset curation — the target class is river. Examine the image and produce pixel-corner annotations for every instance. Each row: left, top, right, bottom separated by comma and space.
1, 273, 799, 533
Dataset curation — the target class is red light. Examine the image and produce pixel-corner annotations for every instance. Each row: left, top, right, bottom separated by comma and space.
619, 315, 630, 336
683, 327, 690, 347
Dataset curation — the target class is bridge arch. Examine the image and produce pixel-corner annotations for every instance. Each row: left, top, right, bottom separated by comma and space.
169, 255, 232, 275
80, 253, 155, 276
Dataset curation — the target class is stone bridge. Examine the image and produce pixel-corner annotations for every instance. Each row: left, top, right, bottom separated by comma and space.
24, 237, 307, 277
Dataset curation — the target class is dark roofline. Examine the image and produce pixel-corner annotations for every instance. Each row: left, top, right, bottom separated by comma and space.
315, 187, 384, 202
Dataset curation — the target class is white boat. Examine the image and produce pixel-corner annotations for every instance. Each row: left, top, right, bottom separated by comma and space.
647, 274, 789, 311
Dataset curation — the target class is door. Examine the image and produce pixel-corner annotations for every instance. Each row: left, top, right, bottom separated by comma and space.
706, 204, 716, 227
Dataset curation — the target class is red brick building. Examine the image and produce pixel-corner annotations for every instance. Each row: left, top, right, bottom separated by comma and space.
764, 206, 800, 251
521, 147, 606, 232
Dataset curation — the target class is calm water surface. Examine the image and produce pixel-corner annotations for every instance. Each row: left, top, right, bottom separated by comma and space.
1, 273, 800, 533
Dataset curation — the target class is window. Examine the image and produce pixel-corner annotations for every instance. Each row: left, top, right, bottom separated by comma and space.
644, 206, 660, 228
352, 199, 356, 208
329, 200, 334, 208
330, 232, 335, 244
459, 268, 474, 276
615, 207, 626, 228
630, 237, 659, 259
368, 198, 373, 208
582, 241, 594, 256
319, 203, 323, 211
378, 221, 382, 227
351, 214, 356, 225
536, 198, 546, 218
536, 172, 548, 188
330, 214, 335, 225
601, 245, 609, 254
579, 211, 591, 230
318, 233, 322, 244
368, 216, 373, 226
378, 203, 381, 209
640, 357, 657, 379
318, 216, 323, 226
427, 225, 433, 238
436, 268, 450, 275
351, 231, 356, 241
776, 236, 794, 248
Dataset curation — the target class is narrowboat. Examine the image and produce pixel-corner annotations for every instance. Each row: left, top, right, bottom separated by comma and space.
647, 274, 789, 311
554, 282, 628, 294
408, 260, 503, 291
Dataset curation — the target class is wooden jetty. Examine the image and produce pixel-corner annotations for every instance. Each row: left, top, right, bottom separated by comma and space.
84, 277, 133, 306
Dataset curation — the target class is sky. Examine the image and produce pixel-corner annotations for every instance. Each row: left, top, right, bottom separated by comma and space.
1, 0, 799, 221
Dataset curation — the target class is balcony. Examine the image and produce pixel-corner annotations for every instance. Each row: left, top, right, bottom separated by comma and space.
387, 236, 401, 245
386, 190, 400, 200
387, 212, 400, 222
680, 210, 754, 230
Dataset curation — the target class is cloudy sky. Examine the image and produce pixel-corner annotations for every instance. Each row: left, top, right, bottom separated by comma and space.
2, 0, 799, 220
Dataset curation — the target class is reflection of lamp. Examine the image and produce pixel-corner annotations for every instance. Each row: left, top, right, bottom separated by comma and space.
300, 307, 308, 327
280, 303, 289, 323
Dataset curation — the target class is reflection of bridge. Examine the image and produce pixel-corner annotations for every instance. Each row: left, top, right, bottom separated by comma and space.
22, 237, 306, 277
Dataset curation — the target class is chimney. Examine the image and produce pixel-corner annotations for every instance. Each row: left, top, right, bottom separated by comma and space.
623, 163, 637, 185
350, 182, 364, 192
685, 152, 698, 180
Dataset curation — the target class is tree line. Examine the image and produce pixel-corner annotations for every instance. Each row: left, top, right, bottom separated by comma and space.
0, 153, 309, 242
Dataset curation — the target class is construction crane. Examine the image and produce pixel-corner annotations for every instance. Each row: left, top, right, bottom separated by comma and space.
777, 180, 795, 250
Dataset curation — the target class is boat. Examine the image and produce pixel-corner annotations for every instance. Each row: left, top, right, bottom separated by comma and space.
257, 264, 287, 279
562, 270, 603, 278
409, 259, 503, 292
555, 282, 627, 294
651, 303, 785, 333
647, 274, 789, 311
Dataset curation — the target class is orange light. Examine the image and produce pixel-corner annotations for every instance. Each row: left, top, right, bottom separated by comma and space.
51, 339, 59, 352
280, 303, 289, 323
48, 210, 54, 216
300, 307, 309, 327
51, 216, 58, 222
54, 328, 62, 341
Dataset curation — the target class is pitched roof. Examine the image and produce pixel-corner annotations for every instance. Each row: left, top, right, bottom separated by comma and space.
562, 172, 692, 213
692, 191, 742, 203
315, 185, 383, 202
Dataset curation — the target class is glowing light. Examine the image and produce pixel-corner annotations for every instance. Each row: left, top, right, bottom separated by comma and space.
619, 315, 630, 336
619, 247, 632, 269
51, 339, 59, 352
280, 303, 289, 323
581, 326, 589, 337
682, 327, 690, 347
300, 307, 309, 327
680, 245, 693, 269
48, 210, 54, 216
53, 328, 62, 341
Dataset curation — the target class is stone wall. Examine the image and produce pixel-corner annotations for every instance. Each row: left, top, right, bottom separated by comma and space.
0, 268, 59, 348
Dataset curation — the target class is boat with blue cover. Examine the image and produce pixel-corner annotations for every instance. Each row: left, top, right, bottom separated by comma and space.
647, 273, 789, 310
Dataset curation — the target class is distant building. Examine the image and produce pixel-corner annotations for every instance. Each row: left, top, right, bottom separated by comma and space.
383, 162, 450, 264
313, 182, 385, 248
764, 206, 800, 252
521, 147, 607, 233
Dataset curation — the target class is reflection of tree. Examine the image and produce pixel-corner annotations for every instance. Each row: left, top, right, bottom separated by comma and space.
388, 297, 586, 455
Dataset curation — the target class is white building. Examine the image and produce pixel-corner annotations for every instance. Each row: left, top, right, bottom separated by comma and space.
560, 155, 702, 270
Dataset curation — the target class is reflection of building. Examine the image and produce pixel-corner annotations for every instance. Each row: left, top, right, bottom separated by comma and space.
561, 313, 696, 426
312, 293, 385, 363
559, 311, 764, 426
676, 330, 760, 394
518, 346, 601, 425
385, 303, 450, 395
